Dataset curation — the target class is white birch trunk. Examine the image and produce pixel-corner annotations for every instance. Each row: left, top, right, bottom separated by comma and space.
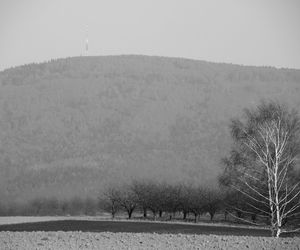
239, 116, 300, 237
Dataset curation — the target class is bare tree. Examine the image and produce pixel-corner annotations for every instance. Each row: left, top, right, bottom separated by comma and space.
116, 184, 138, 219
178, 184, 192, 220
183, 185, 205, 223
100, 187, 121, 219
143, 182, 165, 219
221, 190, 256, 221
202, 188, 222, 221
131, 180, 180, 220
131, 180, 151, 218
220, 101, 300, 237
163, 183, 182, 220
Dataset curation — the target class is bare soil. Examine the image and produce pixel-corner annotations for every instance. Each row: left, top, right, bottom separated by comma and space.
0, 231, 299, 250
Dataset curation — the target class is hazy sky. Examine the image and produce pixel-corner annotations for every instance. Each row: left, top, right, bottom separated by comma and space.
1, 0, 300, 70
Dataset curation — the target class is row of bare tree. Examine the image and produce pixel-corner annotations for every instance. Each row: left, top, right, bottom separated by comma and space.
0, 185, 244, 222
100, 180, 236, 222
1, 183, 260, 224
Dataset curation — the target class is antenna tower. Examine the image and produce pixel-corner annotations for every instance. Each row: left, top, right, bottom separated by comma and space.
85, 26, 89, 56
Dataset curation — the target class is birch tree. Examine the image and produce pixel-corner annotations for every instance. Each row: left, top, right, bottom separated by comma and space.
220, 101, 300, 237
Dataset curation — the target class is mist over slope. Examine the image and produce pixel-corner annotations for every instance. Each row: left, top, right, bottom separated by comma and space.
1, 55, 300, 202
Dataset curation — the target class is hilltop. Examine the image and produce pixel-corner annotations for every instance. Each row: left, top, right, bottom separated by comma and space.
1, 55, 300, 202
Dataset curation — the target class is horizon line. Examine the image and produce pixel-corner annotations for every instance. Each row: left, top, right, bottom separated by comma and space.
1, 54, 300, 72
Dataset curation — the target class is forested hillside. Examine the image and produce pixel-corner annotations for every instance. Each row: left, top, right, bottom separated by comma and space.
1, 55, 300, 203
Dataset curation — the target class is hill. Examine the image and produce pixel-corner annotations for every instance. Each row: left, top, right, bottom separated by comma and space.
0, 55, 300, 202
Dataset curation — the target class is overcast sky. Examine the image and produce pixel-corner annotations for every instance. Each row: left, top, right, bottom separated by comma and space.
1, 0, 300, 71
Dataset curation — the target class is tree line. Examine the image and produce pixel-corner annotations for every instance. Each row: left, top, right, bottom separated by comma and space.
0, 180, 273, 225
0, 197, 99, 216
0, 181, 226, 222
99, 181, 225, 222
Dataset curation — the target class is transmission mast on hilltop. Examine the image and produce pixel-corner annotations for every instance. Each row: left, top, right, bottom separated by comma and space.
85, 26, 89, 56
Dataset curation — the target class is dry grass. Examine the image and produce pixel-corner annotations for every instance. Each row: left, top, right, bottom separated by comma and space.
0, 215, 267, 229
